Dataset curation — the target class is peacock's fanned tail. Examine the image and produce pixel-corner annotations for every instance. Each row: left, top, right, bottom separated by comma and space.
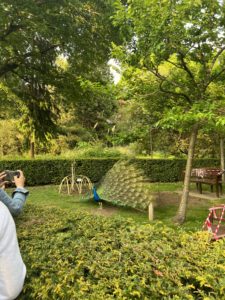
99, 160, 153, 210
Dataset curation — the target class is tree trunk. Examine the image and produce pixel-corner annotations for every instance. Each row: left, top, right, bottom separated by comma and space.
30, 141, 35, 159
174, 124, 198, 224
220, 138, 225, 182
30, 131, 35, 159
149, 126, 153, 156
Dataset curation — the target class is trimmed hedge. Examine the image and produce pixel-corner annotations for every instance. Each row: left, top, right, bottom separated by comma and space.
0, 159, 117, 186
133, 158, 221, 182
16, 204, 225, 300
0, 158, 220, 185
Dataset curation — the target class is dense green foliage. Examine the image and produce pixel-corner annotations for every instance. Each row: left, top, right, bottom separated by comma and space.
0, 159, 117, 185
1, 0, 225, 159
0, 0, 119, 149
111, 66, 168, 155
113, 0, 225, 222
0, 158, 220, 185
0, 117, 222, 158
16, 204, 225, 299
113, 0, 225, 131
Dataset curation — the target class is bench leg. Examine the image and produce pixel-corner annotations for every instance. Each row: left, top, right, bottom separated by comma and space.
216, 184, 219, 198
196, 182, 202, 193
196, 182, 199, 192
199, 183, 202, 194
219, 183, 223, 195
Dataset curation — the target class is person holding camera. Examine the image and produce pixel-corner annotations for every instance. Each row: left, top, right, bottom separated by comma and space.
0, 201, 26, 299
0, 170, 29, 216
0, 171, 28, 299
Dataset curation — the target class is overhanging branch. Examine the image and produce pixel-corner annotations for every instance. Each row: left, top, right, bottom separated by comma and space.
0, 43, 60, 78
210, 46, 225, 72
178, 52, 196, 83
159, 80, 192, 104
205, 67, 225, 89
0, 21, 22, 41
144, 60, 193, 104
0, 63, 19, 77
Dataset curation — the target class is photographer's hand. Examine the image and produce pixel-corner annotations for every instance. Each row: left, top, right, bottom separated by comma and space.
13, 170, 25, 188
0, 170, 28, 216
0, 172, 8, 189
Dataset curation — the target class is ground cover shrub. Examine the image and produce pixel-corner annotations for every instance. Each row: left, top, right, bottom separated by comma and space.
16, 204, 225, 300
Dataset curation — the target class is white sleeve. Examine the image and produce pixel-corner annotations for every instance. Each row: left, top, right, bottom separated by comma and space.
0, 202, 26, 300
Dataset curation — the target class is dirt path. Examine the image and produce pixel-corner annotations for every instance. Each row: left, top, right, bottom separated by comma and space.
91, 206, 118, 217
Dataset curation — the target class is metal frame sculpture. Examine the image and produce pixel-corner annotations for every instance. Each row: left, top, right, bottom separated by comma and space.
59, 162, 93, 197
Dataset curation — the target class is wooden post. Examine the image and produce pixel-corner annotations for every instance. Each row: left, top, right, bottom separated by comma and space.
148, 202, 154, 221
30, 131, 35, 159
71, 162, 75, 191
220, 138, 225, 182
66, 178, 70, 195
30, 141, 35, 159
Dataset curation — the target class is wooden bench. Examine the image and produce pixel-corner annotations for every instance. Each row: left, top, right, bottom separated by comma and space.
190, 167, 224, 197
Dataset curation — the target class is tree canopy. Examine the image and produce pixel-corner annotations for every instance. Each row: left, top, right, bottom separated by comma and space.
0, 0, 119, 143
112, 0, 225, 222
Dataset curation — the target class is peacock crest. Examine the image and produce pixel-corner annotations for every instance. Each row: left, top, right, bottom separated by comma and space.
97, 160, 153, 210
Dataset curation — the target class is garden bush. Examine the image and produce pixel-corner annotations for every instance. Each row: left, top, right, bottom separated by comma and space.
0, 159, 117, 185
0, 158, 220, 185
132, 158, 221, 182
16, 204, 225, 299
74, 142, 123, 158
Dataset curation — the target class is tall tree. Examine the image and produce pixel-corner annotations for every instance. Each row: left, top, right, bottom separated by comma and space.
0, 0, 119, 147
0, 0, 118, 77
113, 0, 225, 223
113, 66, 176, 155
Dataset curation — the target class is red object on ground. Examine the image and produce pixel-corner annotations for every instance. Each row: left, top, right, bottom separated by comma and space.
202, 205, 225, 240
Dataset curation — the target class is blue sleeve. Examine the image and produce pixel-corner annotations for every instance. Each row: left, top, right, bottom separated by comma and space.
0, 188, 29, 217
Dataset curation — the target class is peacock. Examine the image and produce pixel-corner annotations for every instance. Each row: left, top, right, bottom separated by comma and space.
92, 160, 153, 211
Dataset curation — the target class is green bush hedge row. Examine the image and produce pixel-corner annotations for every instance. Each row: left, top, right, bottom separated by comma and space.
0, 158, 220, 185
0, 159, 117, 186
133, 158, 220, 182
16, 204, 225, 300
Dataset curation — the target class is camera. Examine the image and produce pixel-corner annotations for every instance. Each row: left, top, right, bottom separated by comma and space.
4, 170, 20, 182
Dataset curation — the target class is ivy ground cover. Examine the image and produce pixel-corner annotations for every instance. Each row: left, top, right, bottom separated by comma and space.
15, 199, 225, 299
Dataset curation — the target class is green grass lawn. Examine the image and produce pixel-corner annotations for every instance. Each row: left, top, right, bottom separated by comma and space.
16, 182, 225, 233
